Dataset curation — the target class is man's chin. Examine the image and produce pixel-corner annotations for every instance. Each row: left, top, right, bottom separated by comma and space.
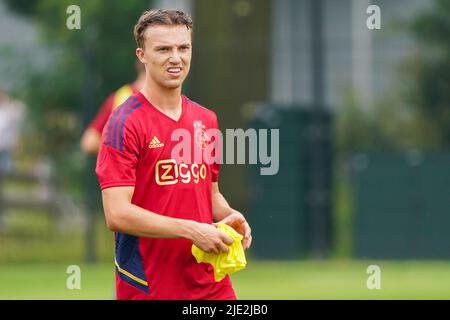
163, 81, 183, 90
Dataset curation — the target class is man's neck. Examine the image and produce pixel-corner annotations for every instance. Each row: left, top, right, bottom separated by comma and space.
140, 80, 183, 118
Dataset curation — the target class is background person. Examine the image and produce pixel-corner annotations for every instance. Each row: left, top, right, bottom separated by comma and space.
80, 60, 146, 155
0, 88, 25, 176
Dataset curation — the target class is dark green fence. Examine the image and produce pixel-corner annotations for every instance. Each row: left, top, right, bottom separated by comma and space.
247, 106, 332, 259
351, 151, 450, 259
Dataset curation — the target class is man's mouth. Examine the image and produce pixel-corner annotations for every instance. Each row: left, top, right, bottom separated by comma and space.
167, 67, 182, 74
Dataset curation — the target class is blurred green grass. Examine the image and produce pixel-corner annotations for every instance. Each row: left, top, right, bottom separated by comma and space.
0, 207, 114, 263
0, 260, 449, 299
1, 177, 449, 299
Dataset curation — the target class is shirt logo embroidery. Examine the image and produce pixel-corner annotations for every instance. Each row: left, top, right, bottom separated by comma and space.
155, 159, 207, 185
194, 121, 211, 150
148, 136, 165, 149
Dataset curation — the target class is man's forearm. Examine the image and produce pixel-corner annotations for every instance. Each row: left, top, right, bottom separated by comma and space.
212, 191, 235, 222
105, 200, 197, 240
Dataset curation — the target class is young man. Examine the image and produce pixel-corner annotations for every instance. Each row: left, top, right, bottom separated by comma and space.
80, 60, 145, 155
96, 9, 252, 300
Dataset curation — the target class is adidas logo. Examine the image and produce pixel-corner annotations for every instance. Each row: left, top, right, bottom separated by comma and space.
148, 136, 165, 149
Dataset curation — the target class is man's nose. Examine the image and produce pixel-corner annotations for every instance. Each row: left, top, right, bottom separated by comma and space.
169, 49, 182, 63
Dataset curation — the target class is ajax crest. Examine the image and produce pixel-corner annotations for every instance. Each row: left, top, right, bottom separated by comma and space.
194, 121, 210, 150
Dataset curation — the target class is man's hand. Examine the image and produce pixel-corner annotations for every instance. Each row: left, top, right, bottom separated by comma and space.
189, 222, 234, 254
215, 211, 252, 250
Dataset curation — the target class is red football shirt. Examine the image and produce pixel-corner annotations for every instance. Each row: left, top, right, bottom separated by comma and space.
96, 92, 236, 300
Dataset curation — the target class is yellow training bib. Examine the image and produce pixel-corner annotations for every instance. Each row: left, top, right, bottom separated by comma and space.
192, 223, 247, 282
112, 84, 134, 110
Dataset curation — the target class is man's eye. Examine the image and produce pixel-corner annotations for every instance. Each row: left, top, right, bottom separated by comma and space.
158, 48, 168, 52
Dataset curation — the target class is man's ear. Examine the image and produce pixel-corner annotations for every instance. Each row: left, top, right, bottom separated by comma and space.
136, 47, 146, 64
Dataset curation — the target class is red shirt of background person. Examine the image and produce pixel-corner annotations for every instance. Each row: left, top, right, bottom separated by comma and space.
95, 10, 252, 300
80, 60, 145, 155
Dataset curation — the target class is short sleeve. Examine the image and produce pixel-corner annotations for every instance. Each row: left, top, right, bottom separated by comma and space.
211, 114, 221, 183
95, 111, 140, 190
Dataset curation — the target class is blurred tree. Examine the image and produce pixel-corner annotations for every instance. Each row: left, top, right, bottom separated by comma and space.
335, 88, 443, 154
5, 0, 151, 195
191, 0, 271, 212
335, 0, 450, 154
4, 0, 40, 16
405, 0, 450, 146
